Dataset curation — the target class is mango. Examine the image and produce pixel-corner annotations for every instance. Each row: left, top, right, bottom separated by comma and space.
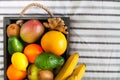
20, 20, 44, 43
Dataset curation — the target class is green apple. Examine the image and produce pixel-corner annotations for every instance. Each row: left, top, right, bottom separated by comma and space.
28, 64, 40, 80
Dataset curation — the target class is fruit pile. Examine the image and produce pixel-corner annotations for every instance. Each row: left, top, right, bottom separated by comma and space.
6, 18, 86, 80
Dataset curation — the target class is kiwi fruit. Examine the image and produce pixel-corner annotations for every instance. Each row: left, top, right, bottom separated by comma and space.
38, 70, 54, 80
7, 24, 20, 37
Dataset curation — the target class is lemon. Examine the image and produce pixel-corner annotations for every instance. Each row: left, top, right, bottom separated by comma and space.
11, 52, 28, 71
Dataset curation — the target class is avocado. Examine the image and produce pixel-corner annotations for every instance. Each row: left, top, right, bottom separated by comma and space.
8, 36, 23, 55
35, 52, 65, 70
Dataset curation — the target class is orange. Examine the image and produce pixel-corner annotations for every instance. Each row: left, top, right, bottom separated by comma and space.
24, 44, 43, 63
41, 31, 67, 56
6, 64, 27, 80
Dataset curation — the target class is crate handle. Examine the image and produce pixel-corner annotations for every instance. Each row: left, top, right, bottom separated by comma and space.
20, 3, 54, 17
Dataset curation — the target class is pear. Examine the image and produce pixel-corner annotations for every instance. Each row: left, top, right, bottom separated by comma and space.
28, 64, 40, 80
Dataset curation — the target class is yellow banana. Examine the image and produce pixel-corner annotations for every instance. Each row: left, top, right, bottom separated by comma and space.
55, 53, 79, 80
66, 75, 78, 80
72, 63, 86, 80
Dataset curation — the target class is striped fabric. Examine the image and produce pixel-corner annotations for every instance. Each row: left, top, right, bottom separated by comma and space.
1, 0, 120, 80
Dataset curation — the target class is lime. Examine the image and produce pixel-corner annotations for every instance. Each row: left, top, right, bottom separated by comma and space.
11, 52, 28, 71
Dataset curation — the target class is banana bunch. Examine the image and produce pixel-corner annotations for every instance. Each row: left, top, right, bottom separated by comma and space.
67, 64, 86, 80
55, 53, 86, 80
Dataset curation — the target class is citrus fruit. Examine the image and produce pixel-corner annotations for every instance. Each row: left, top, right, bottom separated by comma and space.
41, 31, 67, 56
11, 52, 28, 71
6, 64, 27, 80
24, 44, 43, 63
